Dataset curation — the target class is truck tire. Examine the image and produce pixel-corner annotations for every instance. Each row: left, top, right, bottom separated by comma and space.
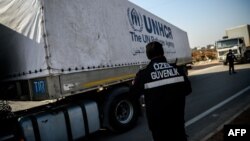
244, 51, 250, 62
103, 86, 140, 133
239, 57, 246, 64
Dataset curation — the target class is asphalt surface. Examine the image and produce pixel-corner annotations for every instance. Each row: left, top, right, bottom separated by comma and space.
187, 61, 250, 141
86, 61, 250, 141
205, 106, 250, 141
190, 61, 250, 141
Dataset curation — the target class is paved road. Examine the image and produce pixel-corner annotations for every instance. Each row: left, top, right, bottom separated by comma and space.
87, 63, 250, 141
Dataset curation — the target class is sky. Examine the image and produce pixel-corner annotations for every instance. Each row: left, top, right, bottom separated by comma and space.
129, 0, 250, 48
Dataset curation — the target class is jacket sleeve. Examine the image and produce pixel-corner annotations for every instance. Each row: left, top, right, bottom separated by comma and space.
130, 71, 144, 99
177, 66, 192, 96
183, 74, 192, 96
226, 54, 229, 62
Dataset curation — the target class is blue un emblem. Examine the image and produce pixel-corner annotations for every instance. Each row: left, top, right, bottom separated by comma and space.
127, 8, 143, 32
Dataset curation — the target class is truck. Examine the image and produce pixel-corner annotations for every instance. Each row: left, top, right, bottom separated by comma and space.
0, 0, 192, 140
215, 24, 250, 65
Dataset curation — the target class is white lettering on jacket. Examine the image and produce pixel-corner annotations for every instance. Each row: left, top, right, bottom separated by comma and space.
151, 68, 179, 80
153, 63, 172, 71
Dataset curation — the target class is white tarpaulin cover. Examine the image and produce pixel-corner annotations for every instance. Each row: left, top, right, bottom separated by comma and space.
0, 0, 48, 80
0, 0, 192, 80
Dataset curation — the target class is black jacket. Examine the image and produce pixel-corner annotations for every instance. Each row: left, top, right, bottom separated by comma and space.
226, 52, 237, 63
132, 56, 192, 97
131, 56, 192, 130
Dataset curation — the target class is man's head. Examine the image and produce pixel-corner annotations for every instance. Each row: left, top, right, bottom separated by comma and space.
229, 49, 232, 53
146, 41, 164, 60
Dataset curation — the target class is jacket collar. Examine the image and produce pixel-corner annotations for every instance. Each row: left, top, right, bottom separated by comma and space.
150, 56, 167, 63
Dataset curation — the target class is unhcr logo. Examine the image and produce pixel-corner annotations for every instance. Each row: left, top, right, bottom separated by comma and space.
127, 8, 143, 32
127, 7, 173, 39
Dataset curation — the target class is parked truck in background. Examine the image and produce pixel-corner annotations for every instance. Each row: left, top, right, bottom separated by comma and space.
0, 0, 192, 140
215, 24, 250, 65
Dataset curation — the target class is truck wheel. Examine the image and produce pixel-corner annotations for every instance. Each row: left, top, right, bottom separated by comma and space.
240, 57, 246, 64
244, 51, 250, 62
104, 87, 139, 133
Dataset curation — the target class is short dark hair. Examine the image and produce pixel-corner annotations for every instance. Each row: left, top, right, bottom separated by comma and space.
146, 41, 164, 60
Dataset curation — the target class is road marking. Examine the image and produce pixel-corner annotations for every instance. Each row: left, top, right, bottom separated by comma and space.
185, 85, 250, 127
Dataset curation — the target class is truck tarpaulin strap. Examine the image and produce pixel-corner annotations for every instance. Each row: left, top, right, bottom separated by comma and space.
30, 116, 41, 141
63, 110, 73, 141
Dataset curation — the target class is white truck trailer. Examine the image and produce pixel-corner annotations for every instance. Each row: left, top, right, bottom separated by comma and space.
0, 0, 192, 140
215, 24, 250, 65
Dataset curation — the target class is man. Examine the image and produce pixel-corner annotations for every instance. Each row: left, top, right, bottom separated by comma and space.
226, 49, 237, 74
131, 41, 192, 141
